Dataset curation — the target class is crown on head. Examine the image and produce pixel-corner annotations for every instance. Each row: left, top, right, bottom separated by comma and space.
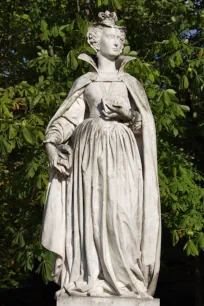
98, 11, 118, 27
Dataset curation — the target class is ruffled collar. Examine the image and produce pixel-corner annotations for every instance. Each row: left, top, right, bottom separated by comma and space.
78, 53, 135, 75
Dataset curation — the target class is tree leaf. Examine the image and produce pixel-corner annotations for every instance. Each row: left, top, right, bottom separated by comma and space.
0, 136, 14, 153
2, 105, 13, 118
166, 89, 176, 94
41, 19, 48, 31
183, 75, 189, 89
197, 233, 204, 250
163, 91, 171, 105
169, 57, 175, 68
149, 74, 155, 82
76, 16, 88, 35
179, 105, 190, 112
9, 126, 17, 139
175, 51, 183, 66
129, 51, 138, 56
123, 46, 130, 55
172, 230, 179, 246
112, 0, 123, 10
19, 234, 25, 247
170, 193, 178, 201
67, 51, 78, 70
22, 128, 34, 145
173, 128, 178, 137
147, 88, 156, 98
67, 80, 73, 88
42, 29, 49, 41
184, 239, 199, 256
97, 0, 102, 6
51, 25, 58, 37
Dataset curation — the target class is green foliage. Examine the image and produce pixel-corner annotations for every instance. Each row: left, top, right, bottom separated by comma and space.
0, 0, 204, 288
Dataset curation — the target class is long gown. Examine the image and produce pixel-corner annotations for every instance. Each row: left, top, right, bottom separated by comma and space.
44, 76, 150, 297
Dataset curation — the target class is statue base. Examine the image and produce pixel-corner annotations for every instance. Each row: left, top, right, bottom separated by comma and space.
57, 295, 160, 306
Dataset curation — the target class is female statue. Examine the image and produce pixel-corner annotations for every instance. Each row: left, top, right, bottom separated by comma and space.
42, 11, 161, 299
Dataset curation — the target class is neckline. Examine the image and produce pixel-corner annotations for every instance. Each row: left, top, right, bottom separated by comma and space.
78, 53, 136, 74
98, 71, 118, 74
98, 71, 119, 78
94, 74, 122, 82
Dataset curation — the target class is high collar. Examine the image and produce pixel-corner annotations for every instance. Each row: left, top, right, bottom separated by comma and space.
78, 53, 136, 75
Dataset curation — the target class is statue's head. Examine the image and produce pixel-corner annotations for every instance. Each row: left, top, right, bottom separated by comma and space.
87, 11, 126, 59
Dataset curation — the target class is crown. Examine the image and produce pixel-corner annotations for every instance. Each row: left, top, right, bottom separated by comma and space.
98, 11, 118, 27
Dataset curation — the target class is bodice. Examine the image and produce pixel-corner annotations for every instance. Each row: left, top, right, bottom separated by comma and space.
84, 79, 131, 119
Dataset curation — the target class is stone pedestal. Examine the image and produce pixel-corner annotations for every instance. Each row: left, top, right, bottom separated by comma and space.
57, 295, 160, 306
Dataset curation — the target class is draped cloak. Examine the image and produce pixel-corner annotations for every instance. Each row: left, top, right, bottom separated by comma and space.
41, 54, 161, 297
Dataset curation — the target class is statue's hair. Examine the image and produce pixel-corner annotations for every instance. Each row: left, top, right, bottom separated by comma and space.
87, 25, 126, 52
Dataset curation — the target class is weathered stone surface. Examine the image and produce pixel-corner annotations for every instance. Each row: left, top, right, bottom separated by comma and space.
57, 296, 160, 306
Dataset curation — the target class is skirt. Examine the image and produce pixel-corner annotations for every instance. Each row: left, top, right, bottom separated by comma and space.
60, 118, 148, 297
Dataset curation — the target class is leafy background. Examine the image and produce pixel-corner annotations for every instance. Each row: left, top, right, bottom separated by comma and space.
0, 0, 204, 305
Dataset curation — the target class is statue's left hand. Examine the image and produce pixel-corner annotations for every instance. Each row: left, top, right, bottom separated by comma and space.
103, 103, 132, 122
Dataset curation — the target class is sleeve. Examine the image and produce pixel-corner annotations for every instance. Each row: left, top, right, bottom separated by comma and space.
128, 93, 142, 135
44, 93, 86, 145
128, 111, 142, 135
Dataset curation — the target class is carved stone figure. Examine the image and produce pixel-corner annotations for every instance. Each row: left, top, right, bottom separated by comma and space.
42, 11, 161, 299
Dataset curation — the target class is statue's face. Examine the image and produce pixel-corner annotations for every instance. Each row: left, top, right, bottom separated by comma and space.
98, 27, 123, 59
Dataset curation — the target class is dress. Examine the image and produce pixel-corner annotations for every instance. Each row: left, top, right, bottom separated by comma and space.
70, 79, 145, 296
42, 54, 161, 299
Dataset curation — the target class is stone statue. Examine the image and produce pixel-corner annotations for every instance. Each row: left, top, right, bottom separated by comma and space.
41, 11, 161, 300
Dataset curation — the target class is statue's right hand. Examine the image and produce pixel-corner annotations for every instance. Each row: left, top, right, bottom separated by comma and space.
45, 143, 70, 177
